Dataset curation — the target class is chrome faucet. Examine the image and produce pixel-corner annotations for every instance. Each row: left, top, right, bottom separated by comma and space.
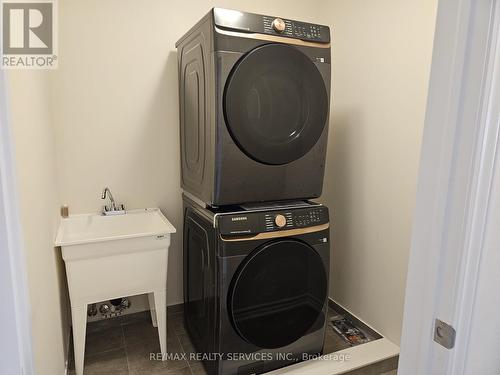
101, 187, 125, 215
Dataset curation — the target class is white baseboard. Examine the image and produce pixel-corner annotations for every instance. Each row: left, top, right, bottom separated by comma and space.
267, 338, 399, 375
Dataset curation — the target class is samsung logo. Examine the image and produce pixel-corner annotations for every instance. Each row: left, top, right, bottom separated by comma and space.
231, 216, 248, 222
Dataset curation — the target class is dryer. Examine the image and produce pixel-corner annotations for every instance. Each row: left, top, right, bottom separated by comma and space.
183, 195, 330, 374
176, 8, 331, 206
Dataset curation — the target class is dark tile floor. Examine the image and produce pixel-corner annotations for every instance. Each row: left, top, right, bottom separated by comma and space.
68, 307, 395, 375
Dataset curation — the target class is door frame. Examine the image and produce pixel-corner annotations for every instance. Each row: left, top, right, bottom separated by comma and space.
0, 70, 35, 374
399, 0, 500, 373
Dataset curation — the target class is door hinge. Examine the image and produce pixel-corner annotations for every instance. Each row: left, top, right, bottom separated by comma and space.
434, 319, 456, 349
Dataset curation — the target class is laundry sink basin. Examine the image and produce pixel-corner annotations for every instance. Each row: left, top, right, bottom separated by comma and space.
56, 207, 175, 247
55, 208, 176, 260
55, 208, 176, 375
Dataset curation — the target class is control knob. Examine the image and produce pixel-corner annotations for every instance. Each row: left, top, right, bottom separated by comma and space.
275, 214, 287, 228
272, 18, 286, 33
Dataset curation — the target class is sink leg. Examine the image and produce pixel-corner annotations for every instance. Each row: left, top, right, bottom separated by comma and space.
148, 292, 158, 327
71, 305, 87, 375
153, 290, 167, 359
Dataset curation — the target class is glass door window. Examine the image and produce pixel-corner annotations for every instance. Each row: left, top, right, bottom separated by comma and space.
224, 44, 328, 165
228, 239, 327, 348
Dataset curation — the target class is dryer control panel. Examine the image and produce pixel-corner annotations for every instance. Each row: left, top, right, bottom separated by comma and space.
217, 204, 329, 236
213, 8, 330, 44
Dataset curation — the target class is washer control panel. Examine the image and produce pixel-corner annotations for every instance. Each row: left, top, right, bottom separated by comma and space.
217, 204, 329, 235
213, 8, 330, 44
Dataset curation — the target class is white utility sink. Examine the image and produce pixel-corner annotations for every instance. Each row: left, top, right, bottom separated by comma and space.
56, 208, 176, 375
56, 207, 175, 248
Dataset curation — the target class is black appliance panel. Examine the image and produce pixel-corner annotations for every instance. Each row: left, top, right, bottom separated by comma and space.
213, 8, 330, 43
213, 47, 330, 205
217, 229, 330, 374
183, 206, 216, 367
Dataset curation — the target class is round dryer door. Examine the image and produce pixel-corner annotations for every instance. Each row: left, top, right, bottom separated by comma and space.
224, 43, 328, 165
228, 239, 327, 349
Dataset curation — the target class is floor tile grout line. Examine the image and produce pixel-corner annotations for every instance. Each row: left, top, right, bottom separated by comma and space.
174, 330, 189, 360
181, 339, 201, 374
84, 346, 125, 360
121, 324, 131, 375
171, 324, 195, 373
187, 364, 196, 375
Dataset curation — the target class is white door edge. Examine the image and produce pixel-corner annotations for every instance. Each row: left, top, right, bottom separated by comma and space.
0, 70, 35, 374
450, 3, 500, 373
399, 0, 500, 374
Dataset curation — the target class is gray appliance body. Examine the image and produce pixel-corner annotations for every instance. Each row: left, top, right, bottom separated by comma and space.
176, 8, 331, 206
183, 195, 330, 374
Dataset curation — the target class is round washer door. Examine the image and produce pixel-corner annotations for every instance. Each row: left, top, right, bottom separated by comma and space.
224, 43, 328, 165
228, 239, 327, 349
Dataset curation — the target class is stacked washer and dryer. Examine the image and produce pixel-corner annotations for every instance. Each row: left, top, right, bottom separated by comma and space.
176, 8, 331, 375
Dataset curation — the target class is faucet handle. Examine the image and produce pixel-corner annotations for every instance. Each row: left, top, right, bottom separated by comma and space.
102, 203, 126, 215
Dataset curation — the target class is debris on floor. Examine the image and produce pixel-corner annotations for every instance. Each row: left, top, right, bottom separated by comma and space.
329, 315, 370, 346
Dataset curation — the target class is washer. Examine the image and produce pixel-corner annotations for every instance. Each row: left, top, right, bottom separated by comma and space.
176, 8, 331, 206
183, 195, 330, 375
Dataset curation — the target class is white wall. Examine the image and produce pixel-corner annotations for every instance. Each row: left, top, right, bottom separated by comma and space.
8, 71, 70, 375
52, 0, 324, 306
317, 0, 437, 344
